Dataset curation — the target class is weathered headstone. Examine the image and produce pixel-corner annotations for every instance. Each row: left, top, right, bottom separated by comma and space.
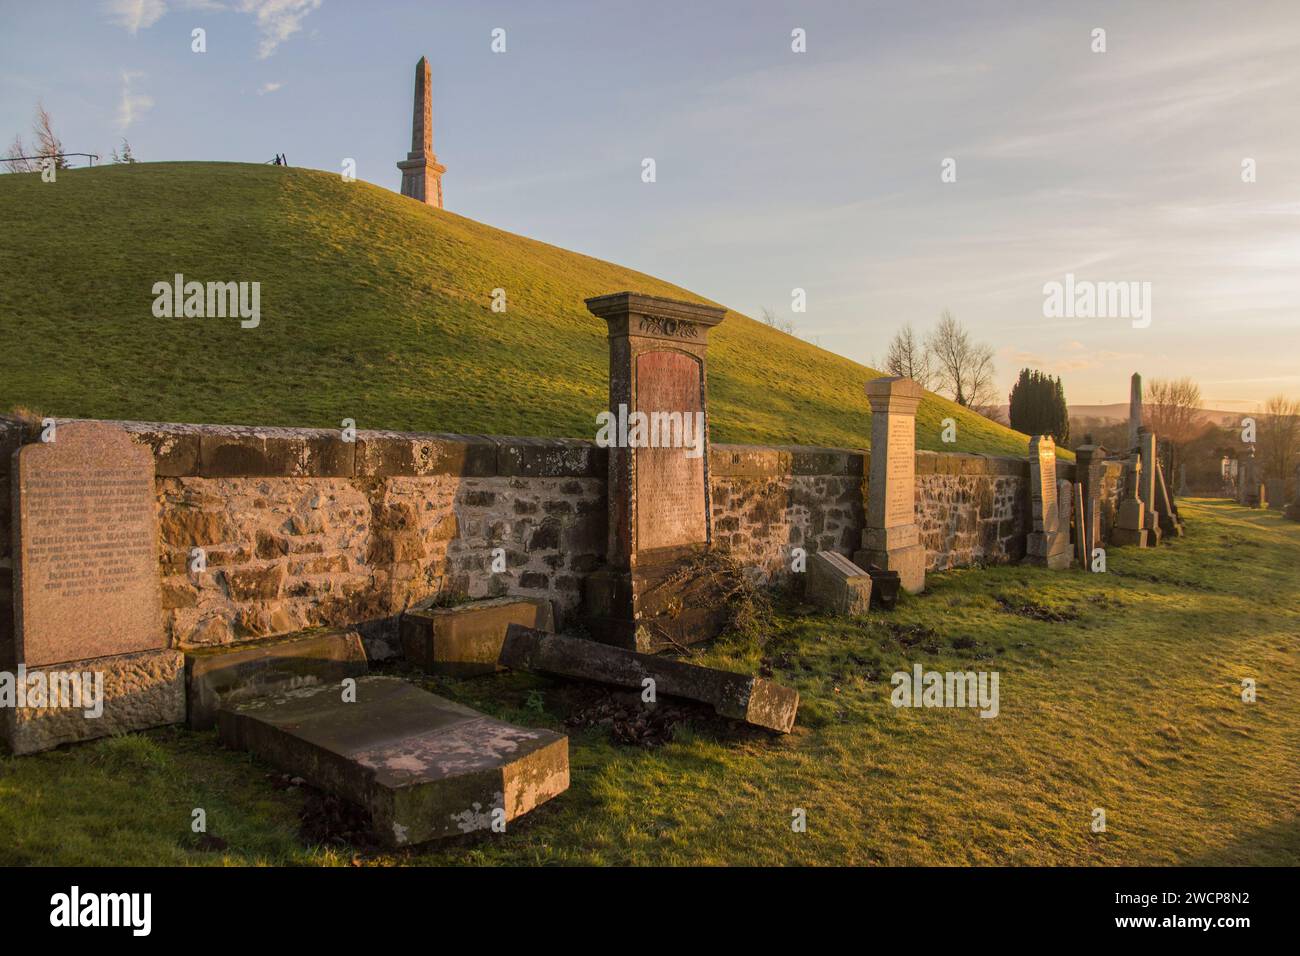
396, 56, 446, 208
1111, 458, 1149, 548
1023, 436, 1071, 569
853, 377, 926, 593
806, 550, 872, 615
12, 421, 164, 666
4, 421, 183, 754
582, 292, 728, 651
1155, 460, 1184, 537
1137, 428, 1163, 545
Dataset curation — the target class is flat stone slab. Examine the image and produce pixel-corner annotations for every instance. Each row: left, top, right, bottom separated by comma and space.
217, 676, 568, 846
806, 551, 872, 615
500, 626, 799, 733
185, 627, 368, 730
1, 648, 184, 755
400, 596, 553, 676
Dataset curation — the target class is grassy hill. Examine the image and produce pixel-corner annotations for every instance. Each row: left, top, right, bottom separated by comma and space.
0, 162, 1034, 456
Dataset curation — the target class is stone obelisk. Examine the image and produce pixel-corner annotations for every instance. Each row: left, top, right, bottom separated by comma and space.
397, 56, 445, 208
1128, 372, 1142, 452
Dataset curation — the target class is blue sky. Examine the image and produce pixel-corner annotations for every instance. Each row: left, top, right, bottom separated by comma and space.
3, 0, 1298, 410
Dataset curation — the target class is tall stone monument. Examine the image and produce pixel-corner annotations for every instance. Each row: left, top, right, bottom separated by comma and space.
853, 377, 926, 593
396, 56, 446, 208
1111, 457, 1149, 548
1128, 372, 1142, 452
1022, 436, 1071, 569
4, 421, 184, 754
582, 292, 728, 652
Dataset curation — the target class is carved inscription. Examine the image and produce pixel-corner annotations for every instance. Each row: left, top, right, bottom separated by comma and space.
14, 423, 164, 666
884, 414, 915, 527
634, 351, 706, 552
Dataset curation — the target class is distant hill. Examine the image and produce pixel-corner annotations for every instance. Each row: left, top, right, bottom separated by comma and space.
996, 403, 1241, 427
0, 162, 1039, 456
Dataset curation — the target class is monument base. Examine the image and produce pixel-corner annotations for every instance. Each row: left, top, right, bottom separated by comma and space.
1145, 519, 1164, 546
1, 648, 184, 756
1024, 530, 1072, 570
853, 544, 926, 594
583, 560, 728, 653
1111, 526, 1149, 548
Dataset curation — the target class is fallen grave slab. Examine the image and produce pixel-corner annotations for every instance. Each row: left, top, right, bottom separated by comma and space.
806, 550, 872, 615
185, 627, 369, 730
400, 596, 553, 676
500, 626, 799, 734
217, 676, 568, 847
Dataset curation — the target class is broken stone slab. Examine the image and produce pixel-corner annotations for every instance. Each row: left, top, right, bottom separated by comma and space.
184, 627, 369, 730
500, 626, 799, 734
400, 596, 554, 677
1, 648, 185, 755
806, 551, 872, 615
217, 676, 568, 847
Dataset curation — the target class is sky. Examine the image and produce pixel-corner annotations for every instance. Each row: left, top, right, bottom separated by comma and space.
2, 0, 1298, 411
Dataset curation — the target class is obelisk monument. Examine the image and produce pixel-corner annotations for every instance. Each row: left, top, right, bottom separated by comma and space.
397, 56, 446, 208
1128, 372, 1142, 452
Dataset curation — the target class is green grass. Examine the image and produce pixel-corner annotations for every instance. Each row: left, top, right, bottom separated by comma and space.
2, 499, 1294, 865
0, 161, 1036, 455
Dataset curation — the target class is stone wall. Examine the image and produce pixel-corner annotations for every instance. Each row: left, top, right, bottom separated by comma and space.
709, 445, 865, 583
1, 417, 1119, 664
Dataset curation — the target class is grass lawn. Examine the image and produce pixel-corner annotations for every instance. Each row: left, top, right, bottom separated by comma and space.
0, 162, 1038, 457
1, 498, 1293, 866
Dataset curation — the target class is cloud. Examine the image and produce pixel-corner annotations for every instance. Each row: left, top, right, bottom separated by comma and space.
104, 0, 167, 34
238, 0, 321, 59
257, 81, 282, 95
116, 70, 154, 131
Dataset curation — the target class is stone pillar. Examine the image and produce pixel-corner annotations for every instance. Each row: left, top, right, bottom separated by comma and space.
1112, 458, 1149, 548
397, 56, 446, 208
581, 292, 727, 652
1074, 442, 1104, 548
1022, 436, 1071, 569
1138, 427, 1162, 545
853, 377, 926, 593
1128, 372, 1142, 452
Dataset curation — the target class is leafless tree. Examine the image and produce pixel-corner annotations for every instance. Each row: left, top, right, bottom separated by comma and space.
2, 134, 34, 173
1257, 393, 1300, 485
760, 306, 795, 336
883, 323, 934, 389
925, 310, 997, 410
32, 102, 67, 169
3, 102, 68, 173
1144, 378, 1204, 443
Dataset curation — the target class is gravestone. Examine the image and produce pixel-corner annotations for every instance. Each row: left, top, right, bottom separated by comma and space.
1023, 436, 1071, 569
1137, 428, 1163, 545
853, 377, 926, 593
4, 421, 183, 754
1111, 458, 1149, 548
582, 292, 728, 651
12, 421, 164, 666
